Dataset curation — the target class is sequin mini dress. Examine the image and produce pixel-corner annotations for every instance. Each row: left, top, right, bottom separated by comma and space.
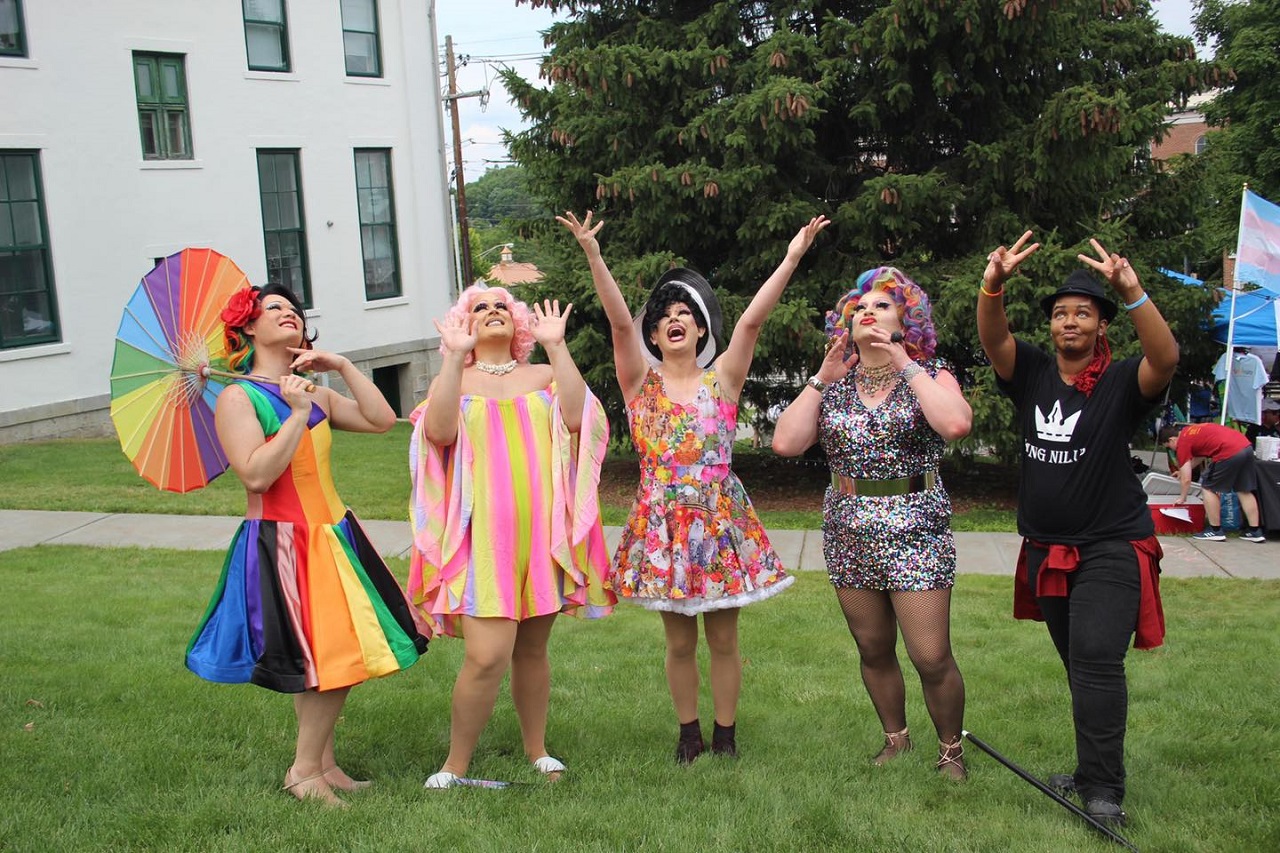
817, 359, 956, 590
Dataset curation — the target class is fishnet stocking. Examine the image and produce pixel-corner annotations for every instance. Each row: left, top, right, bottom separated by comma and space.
834, 587, 965, 742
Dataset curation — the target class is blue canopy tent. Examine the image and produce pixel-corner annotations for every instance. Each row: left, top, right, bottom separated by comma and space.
1209, 287, 1280, 346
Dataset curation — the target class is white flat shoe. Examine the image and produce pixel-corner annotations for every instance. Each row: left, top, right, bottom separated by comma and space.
424, 771, 459, 789
532, 755, 566, 777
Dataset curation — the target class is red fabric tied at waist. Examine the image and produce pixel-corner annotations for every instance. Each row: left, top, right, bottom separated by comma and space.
1014, 536, 1166, 650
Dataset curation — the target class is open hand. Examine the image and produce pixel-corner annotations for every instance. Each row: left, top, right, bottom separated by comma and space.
531, 299, 573, 348
984, 230, 1040, 290
556, 210, 605, 256
433, 313, 477, 355
816, 329, 859, 384
787, 215, 832, 260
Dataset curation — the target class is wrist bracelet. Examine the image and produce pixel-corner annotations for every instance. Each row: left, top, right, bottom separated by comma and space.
899, 362, 926, 382
980, 284, 1004, 298
1124, 292, 1149, 311
806, 375, 827, 394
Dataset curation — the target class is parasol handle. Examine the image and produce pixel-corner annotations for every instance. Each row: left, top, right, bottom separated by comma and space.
199, 365, 316, 393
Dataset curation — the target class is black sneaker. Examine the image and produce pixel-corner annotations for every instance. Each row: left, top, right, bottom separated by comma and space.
1085, 797, 1127, 829
1047, 773, 1078, 798
1240, 527, 1267, 543
1193, 528, 1227, 541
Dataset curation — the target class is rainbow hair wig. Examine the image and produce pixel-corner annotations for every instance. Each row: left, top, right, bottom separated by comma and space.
442, 284, 536, 366
824, 267, 937, 362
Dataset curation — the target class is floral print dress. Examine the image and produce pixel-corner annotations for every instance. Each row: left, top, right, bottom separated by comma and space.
611, 368, 793, 614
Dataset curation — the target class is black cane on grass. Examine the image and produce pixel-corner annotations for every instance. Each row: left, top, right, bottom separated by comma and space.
961, 731, 1139, 852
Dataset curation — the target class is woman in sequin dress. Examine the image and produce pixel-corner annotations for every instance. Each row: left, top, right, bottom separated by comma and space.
410, 284, 615, 788
559, 210, 829, 762
773, 267, 972, 779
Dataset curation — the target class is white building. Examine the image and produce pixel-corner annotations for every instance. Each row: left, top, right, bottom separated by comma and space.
0, 0, 455, 441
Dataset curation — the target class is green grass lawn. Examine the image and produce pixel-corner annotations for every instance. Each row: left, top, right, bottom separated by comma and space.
2, 547, 1275, 851
0, 429, 1017, 530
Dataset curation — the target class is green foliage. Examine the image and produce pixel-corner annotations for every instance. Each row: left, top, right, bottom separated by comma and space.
0, 427, 414, 520
1195, 0, 1280, 200
3, 546, 1278, 851
466, 165, 549, 226
505, 0, 1215, 455
1174, 0, 1280, 281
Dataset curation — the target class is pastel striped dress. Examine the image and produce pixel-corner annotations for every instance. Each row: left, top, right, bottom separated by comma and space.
186, 380, 428, 693
408, 386, 615, 637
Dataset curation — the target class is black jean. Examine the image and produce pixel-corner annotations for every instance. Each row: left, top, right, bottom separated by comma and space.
1026, 539, 1141, 805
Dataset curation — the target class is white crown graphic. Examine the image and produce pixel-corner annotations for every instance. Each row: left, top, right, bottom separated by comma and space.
1035, 401, 1080, 443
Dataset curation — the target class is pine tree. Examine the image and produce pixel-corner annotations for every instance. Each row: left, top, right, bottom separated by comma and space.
504, 0, 1212, 457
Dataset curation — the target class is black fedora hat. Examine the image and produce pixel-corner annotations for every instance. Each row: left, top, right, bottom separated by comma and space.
632, 268, 724, 368
1040, 270, 1117, 322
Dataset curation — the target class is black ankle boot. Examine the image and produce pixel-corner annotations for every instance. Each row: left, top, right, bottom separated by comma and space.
711, 722, 737, 757
676, 720, 704, 764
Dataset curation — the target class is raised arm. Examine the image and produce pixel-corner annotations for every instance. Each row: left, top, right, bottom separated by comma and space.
772, 328, 857, 456
420, 313, 476, 446
718, 216, 830, 399
531, 299, 587, 432
1077, 239, 1179, 401
977, 230, 1039, 383
558, 210, 647, 400
287, 347, 396, 434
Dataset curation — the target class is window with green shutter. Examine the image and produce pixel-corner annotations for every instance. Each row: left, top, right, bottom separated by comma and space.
0, 0, 27, 58
340, 0, 381, 77
354, 149, 400, 299
0, 152, 60, 349
256, 150, 311, 308
134, 53, 193, 160
243, 0, 290, 72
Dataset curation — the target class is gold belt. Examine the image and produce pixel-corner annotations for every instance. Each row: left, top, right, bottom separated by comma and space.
830, 470, 936, 497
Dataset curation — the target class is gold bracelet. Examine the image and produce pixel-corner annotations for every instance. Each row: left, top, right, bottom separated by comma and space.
980, 284, 1004, 297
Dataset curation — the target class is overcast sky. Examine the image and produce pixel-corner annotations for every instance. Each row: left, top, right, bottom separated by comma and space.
434, 0, 1205, 178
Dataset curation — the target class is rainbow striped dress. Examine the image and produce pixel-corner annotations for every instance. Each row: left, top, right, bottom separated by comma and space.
408, 386, 615, 637
186, 380, 428, 693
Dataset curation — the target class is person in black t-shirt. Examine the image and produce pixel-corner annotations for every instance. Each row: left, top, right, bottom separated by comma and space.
976, 233, 1179, 831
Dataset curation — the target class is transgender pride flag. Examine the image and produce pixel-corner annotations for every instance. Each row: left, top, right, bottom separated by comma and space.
1236, 189, 1280, 295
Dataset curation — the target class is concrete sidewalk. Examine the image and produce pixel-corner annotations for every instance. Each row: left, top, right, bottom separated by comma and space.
1, 509, 1276, 580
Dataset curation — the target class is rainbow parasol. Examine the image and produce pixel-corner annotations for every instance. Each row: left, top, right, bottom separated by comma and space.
109, 248, 250, 492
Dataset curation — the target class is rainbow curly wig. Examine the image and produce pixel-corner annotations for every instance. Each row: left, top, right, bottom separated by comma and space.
824, 267, 937, 362
442, 284, 536, 365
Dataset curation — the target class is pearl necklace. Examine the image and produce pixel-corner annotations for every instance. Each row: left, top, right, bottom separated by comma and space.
854, 362, 898, 396
474, 359, 517, 376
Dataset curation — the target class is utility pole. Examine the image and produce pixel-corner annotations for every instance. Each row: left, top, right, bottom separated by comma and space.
443, 35, 484, 289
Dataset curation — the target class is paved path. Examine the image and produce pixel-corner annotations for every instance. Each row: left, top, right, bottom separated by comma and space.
1, 509, 1275, 580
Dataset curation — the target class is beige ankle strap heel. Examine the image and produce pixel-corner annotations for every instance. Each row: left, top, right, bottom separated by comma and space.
872, 727, 912, 766
936, 737, 967, 781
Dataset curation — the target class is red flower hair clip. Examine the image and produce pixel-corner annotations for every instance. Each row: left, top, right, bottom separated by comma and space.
220, 287, 261, 329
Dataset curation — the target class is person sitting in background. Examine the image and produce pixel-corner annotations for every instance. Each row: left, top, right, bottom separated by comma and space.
1159, 423, 1266, 543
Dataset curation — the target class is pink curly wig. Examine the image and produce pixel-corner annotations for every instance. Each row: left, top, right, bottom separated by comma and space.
442, 284, 536, 366
824, 267, 938, 362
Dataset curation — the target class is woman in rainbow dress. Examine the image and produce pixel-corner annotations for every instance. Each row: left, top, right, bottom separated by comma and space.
187, 283, 429, 807
559, 210, 829, 763
410, 284, 615, 788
